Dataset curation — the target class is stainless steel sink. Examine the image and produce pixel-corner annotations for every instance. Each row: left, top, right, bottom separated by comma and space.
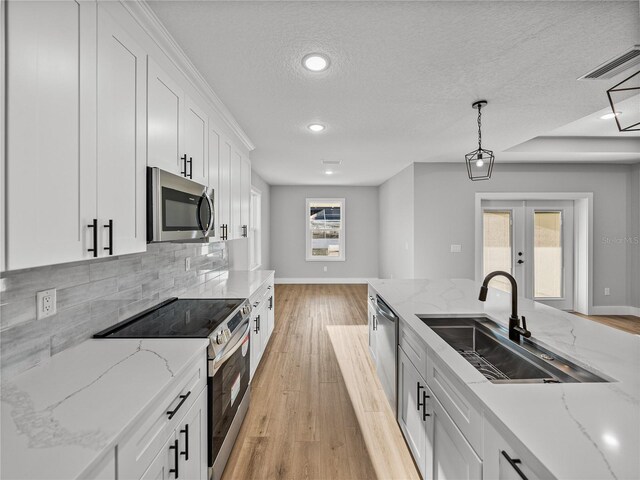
418, 316, 607, 384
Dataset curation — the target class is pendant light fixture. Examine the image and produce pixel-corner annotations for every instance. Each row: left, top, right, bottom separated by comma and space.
465, 100, 494, 181
606, 70, 640, 132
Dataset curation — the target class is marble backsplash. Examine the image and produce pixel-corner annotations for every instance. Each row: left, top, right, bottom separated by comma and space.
0, 241, 228, 380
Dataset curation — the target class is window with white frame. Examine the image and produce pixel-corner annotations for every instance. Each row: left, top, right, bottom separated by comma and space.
306, 198, 345, 261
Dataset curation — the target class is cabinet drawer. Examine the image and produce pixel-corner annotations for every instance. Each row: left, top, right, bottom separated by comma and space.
118, 355, 207, 480
250, 280, 272, 310
427, 352, 483, 456
399, 320, 429, 379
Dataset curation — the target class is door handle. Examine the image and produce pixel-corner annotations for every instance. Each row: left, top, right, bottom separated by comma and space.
422, 390, 431, 420
254, 316, 259, 334
417, 382, 424, 411
180, 424, 189, 461
166, 391, 191, 419
372, 314, 377, 331
180, 154, 188, 177
169, 439, 179, 478
517, 259, 524, 264
88, 219, 98, 257
103, 219, 113, 255
501, 451, 529, 480
188, 157, 193, 179
242, 225, 248, 237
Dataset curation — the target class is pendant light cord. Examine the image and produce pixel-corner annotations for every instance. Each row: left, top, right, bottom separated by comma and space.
477, 104, 482, 151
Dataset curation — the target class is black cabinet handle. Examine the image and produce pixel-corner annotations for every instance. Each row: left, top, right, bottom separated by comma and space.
372, 314, 377, 331
422, 390, 431, 420
242, 225, 247, 237
254, 316, 259, 334
188, 156, 193, 179
103, 219, 113, 255
417, 382, 424, 411
88, 219, 98, 257
517, 259, 524, 264
169, 439, 179, 478
501, 451, 529, 480
167, 391, 191, 420
180, 154, 188, 177
180, 424, 189, 461
269, 296, 273, 310
221, 224, 227, 240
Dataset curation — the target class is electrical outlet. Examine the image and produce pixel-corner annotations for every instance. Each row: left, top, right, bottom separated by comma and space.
185, 258, 191, 271
36, 289, 57, 320
604, 287, 610, 296
323, 266, 328, 272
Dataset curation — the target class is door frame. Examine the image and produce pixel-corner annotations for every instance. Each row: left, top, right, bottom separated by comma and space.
474, 192, 593, 315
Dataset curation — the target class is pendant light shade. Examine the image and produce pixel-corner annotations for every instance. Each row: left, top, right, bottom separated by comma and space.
465, 101, 494, 181
606, 70, 640, 132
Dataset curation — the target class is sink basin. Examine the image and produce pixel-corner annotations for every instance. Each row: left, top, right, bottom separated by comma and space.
418, 316, 607, 384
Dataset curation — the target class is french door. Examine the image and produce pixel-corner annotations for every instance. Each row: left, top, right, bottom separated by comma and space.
482, 200, 574, 310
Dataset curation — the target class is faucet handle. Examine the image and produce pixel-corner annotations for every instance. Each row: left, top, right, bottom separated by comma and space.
520, 316, 532, 338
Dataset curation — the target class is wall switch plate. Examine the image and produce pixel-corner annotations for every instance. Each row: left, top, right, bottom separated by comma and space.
604, 287, 610, 296
36, 289, 57, 320
323, 266, 328, 272
450, 244, 462, 253
185, 258, 191, 271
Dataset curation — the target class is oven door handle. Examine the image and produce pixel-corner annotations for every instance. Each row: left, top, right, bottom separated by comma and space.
213, 321, 250, 370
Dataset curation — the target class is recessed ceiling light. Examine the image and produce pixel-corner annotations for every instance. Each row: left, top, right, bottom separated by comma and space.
600, 111, 621, 120
308, 123, 325, 132
302, 53, 330, 72
324, 170, 334, 175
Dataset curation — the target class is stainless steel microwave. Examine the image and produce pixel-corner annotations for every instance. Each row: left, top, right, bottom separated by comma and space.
147, 167, 214, 242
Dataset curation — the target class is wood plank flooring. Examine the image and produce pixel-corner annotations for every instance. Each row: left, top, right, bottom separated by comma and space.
571, 313, 640, 335
222, 284, 419, 480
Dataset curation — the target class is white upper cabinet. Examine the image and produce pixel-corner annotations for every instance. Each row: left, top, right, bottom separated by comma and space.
184, 97, 209, 186
96, 5, 147, 257
208, 124, 221, 240
147, 58, 184, 176
230, 149, 243, 239
5, 0, 97, 270
240, 155, 251, 238
218, 138, 232, 239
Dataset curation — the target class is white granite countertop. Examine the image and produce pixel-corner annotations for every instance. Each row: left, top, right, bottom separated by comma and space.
0, 338, 208, 480
369, 278, 640, 480
181, 269, 275, 299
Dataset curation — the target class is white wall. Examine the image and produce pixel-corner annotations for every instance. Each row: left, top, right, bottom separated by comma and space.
628, 164, 640, 309
270, 186, 379, 280
378, 164, 414, 279
252, 170, 271, 270
412, 163, 633, 308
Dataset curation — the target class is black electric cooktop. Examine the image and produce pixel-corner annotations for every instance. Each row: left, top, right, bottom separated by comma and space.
94, 298, 245, 338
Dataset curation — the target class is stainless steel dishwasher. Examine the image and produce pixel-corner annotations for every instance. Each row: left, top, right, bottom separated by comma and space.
373, 295, 398, 412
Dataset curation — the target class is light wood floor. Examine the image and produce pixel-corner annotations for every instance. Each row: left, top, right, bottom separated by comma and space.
222, 284, 419, 480
572, 313, 640, 335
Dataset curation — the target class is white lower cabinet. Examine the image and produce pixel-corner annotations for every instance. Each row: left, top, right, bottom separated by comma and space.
398, 348, 432, 478
430, 391, 482, 480
138, 433, 177, 480
249, 277, 275, 380
483, 420, 550, 480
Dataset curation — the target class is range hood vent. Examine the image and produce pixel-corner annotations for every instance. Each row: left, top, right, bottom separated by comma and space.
579, 45, 640, 80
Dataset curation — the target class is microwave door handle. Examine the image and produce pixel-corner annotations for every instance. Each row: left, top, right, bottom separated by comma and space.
204, 193, 214, 236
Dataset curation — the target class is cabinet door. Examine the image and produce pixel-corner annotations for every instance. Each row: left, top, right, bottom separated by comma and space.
208, 124, 221, 240
250, 303, 267, 379
6, 0, 97, 270
430, 390, 482, 480
240, 156, 251, 237
178, 387, 208, 480
484, 421, 546, 480
398, 348, 430, 478
96, 5, 147, 257
184, 96, 208, 185
138, 433, 178, 480
218, 138, 232, 236
266, 289, 275, 341
148, 58, 183, 175
230, 149, 243, 239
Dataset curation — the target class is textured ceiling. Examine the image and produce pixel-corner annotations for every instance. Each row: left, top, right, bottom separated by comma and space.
148, 1, 640, 185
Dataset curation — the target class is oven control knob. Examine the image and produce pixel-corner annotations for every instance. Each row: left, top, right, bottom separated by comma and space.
215, 332, 225, 345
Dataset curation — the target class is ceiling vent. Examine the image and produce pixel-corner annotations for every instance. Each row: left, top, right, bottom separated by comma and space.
578, 45, 640, 80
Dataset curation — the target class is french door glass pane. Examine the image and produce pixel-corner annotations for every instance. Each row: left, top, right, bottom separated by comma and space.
534, 211, 562, 298
483, 211, 512, 293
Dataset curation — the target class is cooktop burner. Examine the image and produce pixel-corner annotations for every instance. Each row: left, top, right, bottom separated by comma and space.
94, 298, 245, 338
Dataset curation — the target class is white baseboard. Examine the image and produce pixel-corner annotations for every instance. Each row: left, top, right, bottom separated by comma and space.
589, 305, 640, 316
275, 277, 375, 285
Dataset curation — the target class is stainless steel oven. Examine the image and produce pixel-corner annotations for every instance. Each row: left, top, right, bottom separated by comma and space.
147, 167, 215, 242
207, 314, 251, 480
